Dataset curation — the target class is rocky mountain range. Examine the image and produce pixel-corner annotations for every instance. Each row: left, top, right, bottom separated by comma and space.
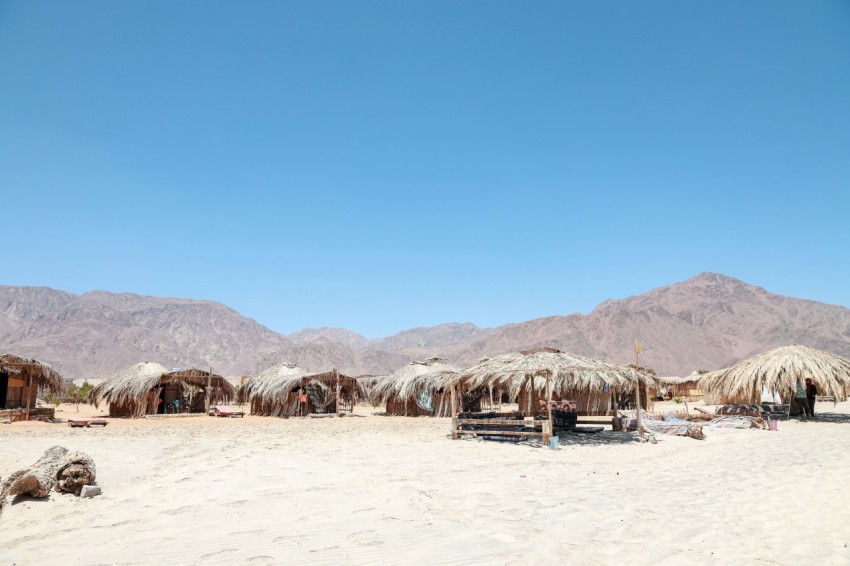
1, 273, 848, 379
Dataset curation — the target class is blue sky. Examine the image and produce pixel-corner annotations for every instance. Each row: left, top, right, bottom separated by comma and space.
1, 1, 848, 338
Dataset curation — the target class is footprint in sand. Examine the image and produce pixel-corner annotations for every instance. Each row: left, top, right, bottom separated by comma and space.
164, 504, 201, 515
348, 530, 384, 546
246, 556, 275, 564
201, 548, 239, 560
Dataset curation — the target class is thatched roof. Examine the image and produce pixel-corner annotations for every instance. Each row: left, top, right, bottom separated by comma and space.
370, 357, 458, 405
457, 347, 657, 397
237, 363, 361, 415
160, 368, 235, 397
236, 363, 305, 405
90, 364, 235, 410
657, 375, 697, 385
698, 345, 850, 400
0, 353, 64, 393
90, 362, 169, 406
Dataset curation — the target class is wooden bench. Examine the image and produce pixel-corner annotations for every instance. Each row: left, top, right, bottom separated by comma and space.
451, 417, 552, 443
213, 405, 246, 418
576, 416, 616, 426
68, 418, 108, 428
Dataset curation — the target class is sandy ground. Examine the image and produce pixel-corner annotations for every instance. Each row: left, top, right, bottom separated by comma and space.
2, 402, 850, 565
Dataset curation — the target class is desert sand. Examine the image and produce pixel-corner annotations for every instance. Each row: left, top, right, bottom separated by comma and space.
2, 403, 850, 565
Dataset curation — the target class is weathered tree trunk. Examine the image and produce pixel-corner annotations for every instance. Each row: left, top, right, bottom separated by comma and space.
8, 445, 69, 498
0, 446, 98, 519
1, 446, 68, 517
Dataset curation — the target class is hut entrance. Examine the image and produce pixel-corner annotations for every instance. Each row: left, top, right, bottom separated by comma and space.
306, 382, 336, 414
0, 372, 8, 409
158, 383, 186, 414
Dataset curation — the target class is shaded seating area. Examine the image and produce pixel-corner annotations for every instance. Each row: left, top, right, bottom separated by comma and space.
449, 348, 657, 443
90, 363, 235, 418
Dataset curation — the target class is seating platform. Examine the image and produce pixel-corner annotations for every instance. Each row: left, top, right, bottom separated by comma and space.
68, 418, 108, 428
213, 405, 245, 418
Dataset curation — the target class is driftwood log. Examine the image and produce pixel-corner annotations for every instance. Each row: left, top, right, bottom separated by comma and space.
0, 445, 97, 518
55, 452, 96, 495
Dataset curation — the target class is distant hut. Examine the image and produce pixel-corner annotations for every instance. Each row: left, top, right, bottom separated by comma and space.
657, 372, 704, 401
90, 363, 235, 417
237, 363, 303, 416
458, 348, 656, 416
238, 363, 360, 417
0, 354, 64, 418
699, 345, 850, 408
371, 357, 462, 416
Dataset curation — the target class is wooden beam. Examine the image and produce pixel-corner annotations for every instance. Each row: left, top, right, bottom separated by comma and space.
541, 419, 551, 445
545, 372, 553, 445
335, 369, 341, 417
454, 430, 547, 438
455, 418, 534, 426
24, 375, 32, 421
205, 368, 212, 416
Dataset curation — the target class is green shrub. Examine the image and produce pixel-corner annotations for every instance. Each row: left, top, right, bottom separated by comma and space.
66, 382, 93, 412
43, 392, 63, 407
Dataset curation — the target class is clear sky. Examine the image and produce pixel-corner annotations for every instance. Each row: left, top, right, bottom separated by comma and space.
1, 1, 848, 338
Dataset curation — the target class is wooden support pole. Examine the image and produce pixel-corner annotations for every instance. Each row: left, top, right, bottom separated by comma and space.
450, 383, 458, 417
530, 376, 540, 415
205, 367, 212, 417
335, 369, 341, 416
488, 383, 494, 411
633, 341, 649, 438
546, 372, 553, 444
25, 375, 32, 421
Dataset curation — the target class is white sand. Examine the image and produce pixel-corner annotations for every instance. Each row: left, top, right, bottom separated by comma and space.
2, 403, 850, 565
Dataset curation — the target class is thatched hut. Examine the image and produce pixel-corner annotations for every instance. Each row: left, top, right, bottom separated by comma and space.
370, 357, 464, 417
0, 354, 65, 418
457, 348, 657, 416
699, 345, 850, 407
656, 373, 704, 401
90, 364, 235, 417
238, 363, 360, 417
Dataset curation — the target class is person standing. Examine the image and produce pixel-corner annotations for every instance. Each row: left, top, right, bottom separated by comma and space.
805, 378, 818, 418
795, 380, 810, 421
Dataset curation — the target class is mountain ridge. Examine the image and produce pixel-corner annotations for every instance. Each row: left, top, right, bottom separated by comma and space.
1, 273, 848, 379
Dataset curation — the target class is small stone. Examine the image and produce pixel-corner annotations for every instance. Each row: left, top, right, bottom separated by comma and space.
79, 485, 101, 498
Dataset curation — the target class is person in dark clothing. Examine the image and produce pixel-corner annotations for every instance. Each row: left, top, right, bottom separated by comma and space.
805, 378, 817, 417
794, 381, 810, 421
